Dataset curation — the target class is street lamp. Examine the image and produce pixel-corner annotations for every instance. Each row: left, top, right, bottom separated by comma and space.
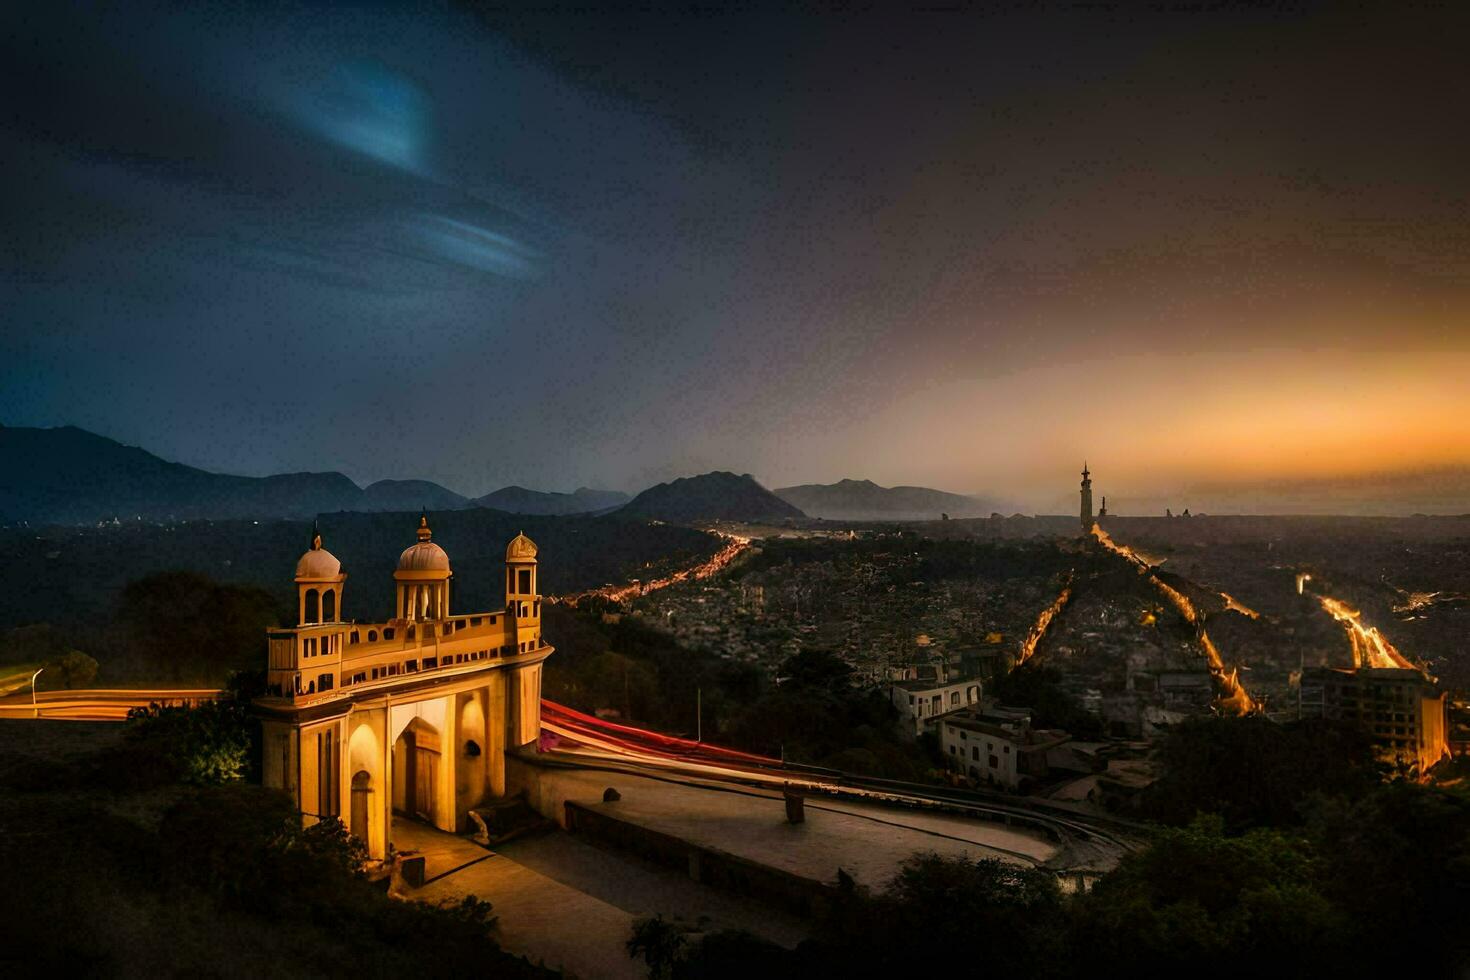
30, 667, 44, 718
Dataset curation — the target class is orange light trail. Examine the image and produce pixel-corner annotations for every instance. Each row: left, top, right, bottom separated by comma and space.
1219, 593, 1260, 619
1017, 578, 1072, 666
1090, 526, 1255, 714
1315, 595, 1418, 672
555, 532, 751, 607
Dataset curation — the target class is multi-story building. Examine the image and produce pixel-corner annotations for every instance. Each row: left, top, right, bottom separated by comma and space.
891, 675, 982, 735
937, 702, 1069, 790
254, 515, 552, 859
1300, 665, 1449, 776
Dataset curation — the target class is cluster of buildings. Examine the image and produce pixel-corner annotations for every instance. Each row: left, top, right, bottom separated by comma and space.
628, 536, 1068, 693
886, 659, 1085, 791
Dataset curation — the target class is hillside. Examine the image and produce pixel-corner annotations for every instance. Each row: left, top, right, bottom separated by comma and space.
775, 478, 999, 521
618, 472, 805, 524
475, 485, 628, 516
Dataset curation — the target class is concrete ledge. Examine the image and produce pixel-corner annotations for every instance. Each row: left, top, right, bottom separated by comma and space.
565, 801, 835, 918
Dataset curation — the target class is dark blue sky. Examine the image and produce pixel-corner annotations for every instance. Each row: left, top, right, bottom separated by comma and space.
4, 3, 1468, 505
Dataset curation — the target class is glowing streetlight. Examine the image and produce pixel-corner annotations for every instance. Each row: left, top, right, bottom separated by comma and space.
30, 667, 44, 718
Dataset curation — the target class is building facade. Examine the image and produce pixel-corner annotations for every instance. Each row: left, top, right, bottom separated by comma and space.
938, 702, 1069, 790
891, 675, 983, 735
1300, 665, 1449, 776
254, 516, 552, 859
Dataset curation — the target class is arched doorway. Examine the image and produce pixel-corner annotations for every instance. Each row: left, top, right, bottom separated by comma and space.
347, 720, 385, 859
350, 770, 373, 842
393, 717, 441, 824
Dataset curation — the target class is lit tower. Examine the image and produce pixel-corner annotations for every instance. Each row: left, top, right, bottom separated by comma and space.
504, 531, 544, 747
505, 531, 540, 629
1080, 462, 1094, 533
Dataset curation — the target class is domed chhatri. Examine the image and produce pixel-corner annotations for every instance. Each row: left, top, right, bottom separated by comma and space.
398, 510, 450, 572
295, 524, 342, 580
506, 530, 538, 563
292, 521, 346, 626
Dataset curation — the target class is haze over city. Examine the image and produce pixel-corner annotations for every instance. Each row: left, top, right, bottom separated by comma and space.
5, 3, 1469, 510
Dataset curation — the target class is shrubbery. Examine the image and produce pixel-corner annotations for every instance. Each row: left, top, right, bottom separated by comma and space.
125, 698, 253, 785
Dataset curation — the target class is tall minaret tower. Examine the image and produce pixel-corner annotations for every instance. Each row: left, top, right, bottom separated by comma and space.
1080, 462, 1094, 533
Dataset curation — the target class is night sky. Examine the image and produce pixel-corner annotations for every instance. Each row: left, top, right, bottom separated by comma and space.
4, 3, 1468, 507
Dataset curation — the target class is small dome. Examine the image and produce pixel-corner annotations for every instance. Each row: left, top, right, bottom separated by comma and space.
506, 531, 538, 562
296, 547, 341, 579
398, 540, 450, 572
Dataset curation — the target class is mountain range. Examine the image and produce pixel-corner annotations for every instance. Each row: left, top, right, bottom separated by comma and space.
0, 424, 1028, 526
0, 425, 628, 525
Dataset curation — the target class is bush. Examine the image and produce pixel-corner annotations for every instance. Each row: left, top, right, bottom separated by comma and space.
124, 698, 252, 785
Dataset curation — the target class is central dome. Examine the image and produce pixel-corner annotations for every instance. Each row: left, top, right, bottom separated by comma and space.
398, 540, 450, 572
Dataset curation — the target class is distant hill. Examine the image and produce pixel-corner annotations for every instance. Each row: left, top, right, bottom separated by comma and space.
774, 478, 1003, 521
0, 425, 361, 524
475, 485, 629, 516
359, 479, 472, 513
618, 472, 805, 523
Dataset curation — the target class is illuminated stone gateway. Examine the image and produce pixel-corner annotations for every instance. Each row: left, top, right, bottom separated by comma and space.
254, 516, 552, 860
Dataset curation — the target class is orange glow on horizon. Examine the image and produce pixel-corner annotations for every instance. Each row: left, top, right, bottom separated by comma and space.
835, 350, 1470, 502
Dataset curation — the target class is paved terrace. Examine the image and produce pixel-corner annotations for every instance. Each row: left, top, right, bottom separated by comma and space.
398, 765, 1058, 976
520, 763, 1059, 880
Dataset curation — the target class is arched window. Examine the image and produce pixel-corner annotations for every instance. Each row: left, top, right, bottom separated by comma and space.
367, 630, 378, 642
322, 589, 337, 622
383, 628, 395, 640
303, 588, 320, 624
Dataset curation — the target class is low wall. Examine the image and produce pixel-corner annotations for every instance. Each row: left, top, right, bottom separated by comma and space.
564, 801, 835, 919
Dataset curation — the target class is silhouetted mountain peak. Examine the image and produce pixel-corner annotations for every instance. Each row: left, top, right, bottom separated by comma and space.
618, 471, 805, 523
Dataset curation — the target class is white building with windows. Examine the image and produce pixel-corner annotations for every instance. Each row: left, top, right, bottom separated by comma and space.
938, 701, 1069, 790
891, 676, 982, 735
